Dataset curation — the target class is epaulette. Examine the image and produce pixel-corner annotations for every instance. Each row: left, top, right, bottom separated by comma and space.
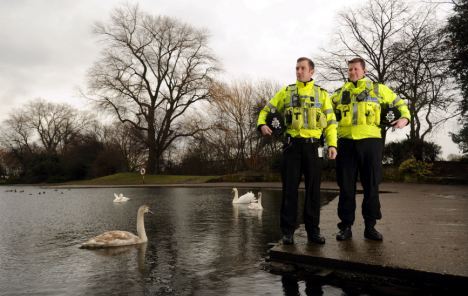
315, 84, 329, 93
333, 87, 343, 94
286, 83, 297, 91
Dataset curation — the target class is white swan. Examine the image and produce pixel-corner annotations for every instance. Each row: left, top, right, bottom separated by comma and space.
80, 205, 152, 249
232, 187, 256, 204
113, 193, 130, 203
248, 192, 263, 210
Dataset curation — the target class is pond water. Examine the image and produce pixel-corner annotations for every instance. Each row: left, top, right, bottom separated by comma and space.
0, 185, 367, 295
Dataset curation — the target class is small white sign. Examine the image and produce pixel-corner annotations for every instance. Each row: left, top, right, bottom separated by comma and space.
318, 147, 323, 158
140, 168, 146, 175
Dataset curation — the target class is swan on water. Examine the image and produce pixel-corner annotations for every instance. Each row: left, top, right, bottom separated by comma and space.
248, 192, 263, 210
80, 205, 152, 249
232, 187, 256, 204
113, 193, 130, 203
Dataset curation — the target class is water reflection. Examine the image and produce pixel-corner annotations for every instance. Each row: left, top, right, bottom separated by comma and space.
281, 275, 364, 296
232, 203, 263, 223
282, 275, 324, 296
88, 243, 148, 272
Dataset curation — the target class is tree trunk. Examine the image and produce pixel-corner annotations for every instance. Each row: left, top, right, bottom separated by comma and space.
155, 153, 162, 174
147, 120, 157, 174
412, 139, 424, 161
147, 142, 157, 174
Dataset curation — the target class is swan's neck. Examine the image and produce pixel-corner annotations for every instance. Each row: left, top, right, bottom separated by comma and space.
258, 197, 262, 207
233, 189, 238, 201
136, 209, 147, 242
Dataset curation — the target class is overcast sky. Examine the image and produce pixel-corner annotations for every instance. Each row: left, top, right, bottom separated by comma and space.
0, 0, 460, 157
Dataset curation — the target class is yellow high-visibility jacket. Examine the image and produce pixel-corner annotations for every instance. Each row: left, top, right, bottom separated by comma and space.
257, 80, 338, 147
331, 77, 411, 140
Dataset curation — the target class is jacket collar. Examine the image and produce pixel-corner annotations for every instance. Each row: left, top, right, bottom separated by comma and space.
296, 79, 314, 88
347, 77, 371, 89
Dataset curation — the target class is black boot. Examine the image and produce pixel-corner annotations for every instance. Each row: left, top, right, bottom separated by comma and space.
282, 234, 294, 245
336, 226, 352, 241
307, 232, 325, 245
364, 227, 383, 241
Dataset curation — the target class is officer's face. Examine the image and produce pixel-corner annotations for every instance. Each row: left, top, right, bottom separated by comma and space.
348, 62, 366, 82
296, 60, 314, 82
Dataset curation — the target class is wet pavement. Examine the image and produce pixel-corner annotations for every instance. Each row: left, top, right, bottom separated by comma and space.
266, 182, 468, 290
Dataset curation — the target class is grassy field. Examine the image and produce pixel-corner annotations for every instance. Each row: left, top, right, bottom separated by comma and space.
64, 173, 220, 185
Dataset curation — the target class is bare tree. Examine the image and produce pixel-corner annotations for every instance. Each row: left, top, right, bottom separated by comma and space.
0, 99, 94, 179
24, 99, 90, 155
317, 0, 411, 84
0, 112, 37, 175
1, 99, 89, 156
0, 112, 35, 155
208, 80, 255, 171
87, 4, 218, 173
203, 80, 280, 172
390, 11, 460, 159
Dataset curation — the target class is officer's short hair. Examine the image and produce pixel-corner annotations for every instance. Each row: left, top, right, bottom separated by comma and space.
297, 57, 315, 70
348, 57, 365, 69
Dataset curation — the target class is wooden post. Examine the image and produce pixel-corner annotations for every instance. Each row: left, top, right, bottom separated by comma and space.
140, 168, 146, 184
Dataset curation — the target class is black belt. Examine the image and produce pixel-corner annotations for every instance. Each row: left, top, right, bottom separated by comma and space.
286, 135, 319, 144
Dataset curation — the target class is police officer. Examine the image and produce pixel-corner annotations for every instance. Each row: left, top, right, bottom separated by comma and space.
331, 57, 411, 241
257, 57, 337, 245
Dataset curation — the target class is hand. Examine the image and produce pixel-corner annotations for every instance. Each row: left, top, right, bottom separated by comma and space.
328, 147, 337, 160
260, 125, 272, 136
391, 118, 409, 129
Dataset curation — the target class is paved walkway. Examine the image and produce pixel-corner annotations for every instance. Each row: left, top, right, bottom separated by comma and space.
266, 182, 468, 290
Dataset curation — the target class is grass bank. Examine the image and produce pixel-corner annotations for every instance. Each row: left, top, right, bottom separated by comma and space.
64, 173, 220, 185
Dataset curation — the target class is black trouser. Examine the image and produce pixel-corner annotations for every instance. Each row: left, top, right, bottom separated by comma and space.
280, 138, 322, 237
336, 138, 382, 229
